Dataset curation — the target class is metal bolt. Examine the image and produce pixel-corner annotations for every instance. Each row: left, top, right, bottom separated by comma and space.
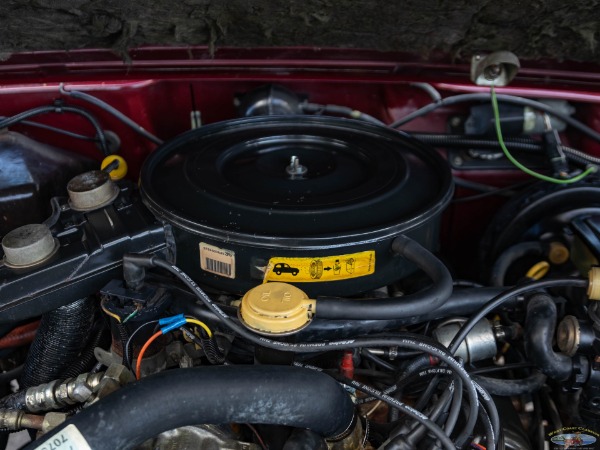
452, 156, 463, 167
285, 155, 308, 179
484, 64, 502, 80
71, 383, 93, 402
104, 363, 135, 385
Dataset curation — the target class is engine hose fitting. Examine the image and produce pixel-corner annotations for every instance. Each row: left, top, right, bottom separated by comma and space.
0, 410, 44, 431
588, 267, 600, 300
525, 294, 574, 381
327, 415, 363, 449
25, 372, 103, 413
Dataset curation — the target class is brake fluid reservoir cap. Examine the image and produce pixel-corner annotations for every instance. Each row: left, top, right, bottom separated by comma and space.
67, 170, 119, 211
239, 282, 316, 335
2, 223, 59, 268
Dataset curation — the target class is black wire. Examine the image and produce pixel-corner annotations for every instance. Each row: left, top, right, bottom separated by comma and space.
301, 103, 385, 126
0, 105, 109, 155
137, 255, 481, 449
387, 380, 455, 448
389, 93, 600, 147
454, 177, 519, 195
452, 180, 533, 203
59, 84, 163, 145
469, 362, 537, 375
0, 117, 99, 141
295, 362, 456, 450
474, 381, 501, 449
444, 375, 463, 438
357, 367, 454, 405
124, 320, 160, 370
475, 398, 496, 450
180, 325, 226, 364
414, 132, 600, 168
539, 387, 563, 431
0, 365, 23, 384
362, 349, 398, 372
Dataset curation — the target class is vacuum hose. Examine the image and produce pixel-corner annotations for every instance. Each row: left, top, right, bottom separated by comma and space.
25, 365, 356, 450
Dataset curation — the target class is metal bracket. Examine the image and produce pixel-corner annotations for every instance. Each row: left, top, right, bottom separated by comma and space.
471, 51, 520, 87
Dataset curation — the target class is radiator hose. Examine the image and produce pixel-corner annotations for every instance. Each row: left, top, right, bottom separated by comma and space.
525, 294, 573, 381
24, 365, 356, 450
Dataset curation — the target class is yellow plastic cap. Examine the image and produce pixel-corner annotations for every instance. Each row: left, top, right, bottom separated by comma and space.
548, 242, 570, 265
101, 155, 128, 180
239, 282, 316, 335
588, 267, 600, 300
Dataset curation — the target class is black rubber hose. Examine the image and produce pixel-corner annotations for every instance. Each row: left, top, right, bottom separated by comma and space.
0, 391, 26, 410
448, 278, 587, 355
20, 297, 97, 389
490, 242, 543, 286
174, 287, 506, 341
25, 366, 355, 450
525, 294, 573, 381
316, 235, 453, 320
473, 371, 547, 396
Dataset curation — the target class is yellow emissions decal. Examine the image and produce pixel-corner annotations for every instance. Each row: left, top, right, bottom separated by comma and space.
263, 251, 375, 283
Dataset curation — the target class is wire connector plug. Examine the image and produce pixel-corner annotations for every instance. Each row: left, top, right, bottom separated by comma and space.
159, 314, 187, 333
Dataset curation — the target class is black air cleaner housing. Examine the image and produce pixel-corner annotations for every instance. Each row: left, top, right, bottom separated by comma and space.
140, 116, 453, 296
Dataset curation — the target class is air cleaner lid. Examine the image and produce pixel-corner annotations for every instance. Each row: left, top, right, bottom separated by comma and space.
140, 116, 452, 237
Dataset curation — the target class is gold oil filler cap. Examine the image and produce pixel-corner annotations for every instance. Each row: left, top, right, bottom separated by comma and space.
239, 282, 316, 335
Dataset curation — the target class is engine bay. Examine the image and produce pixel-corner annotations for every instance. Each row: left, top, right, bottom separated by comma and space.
1, 49, 600, 450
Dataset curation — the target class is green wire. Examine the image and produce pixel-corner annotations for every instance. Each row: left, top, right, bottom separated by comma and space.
122, 309, 139, 324
490, 85, 596, 184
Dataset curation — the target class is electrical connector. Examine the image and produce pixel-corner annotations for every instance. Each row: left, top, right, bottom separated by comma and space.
543, 114, 570, 178
159, 314, 187, 333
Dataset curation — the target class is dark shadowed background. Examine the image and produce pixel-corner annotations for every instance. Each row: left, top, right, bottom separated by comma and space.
0, 0, 597, 61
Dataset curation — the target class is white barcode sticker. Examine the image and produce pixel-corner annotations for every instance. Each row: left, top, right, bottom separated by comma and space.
199, 242, 236, 279
33, 424, 92, 450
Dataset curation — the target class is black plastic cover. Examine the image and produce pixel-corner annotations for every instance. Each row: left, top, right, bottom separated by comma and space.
141, 116, 452, 238
0, 185, 168, 323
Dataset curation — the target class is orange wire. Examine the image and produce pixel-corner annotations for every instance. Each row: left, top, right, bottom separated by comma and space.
135, 330, 163, 380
